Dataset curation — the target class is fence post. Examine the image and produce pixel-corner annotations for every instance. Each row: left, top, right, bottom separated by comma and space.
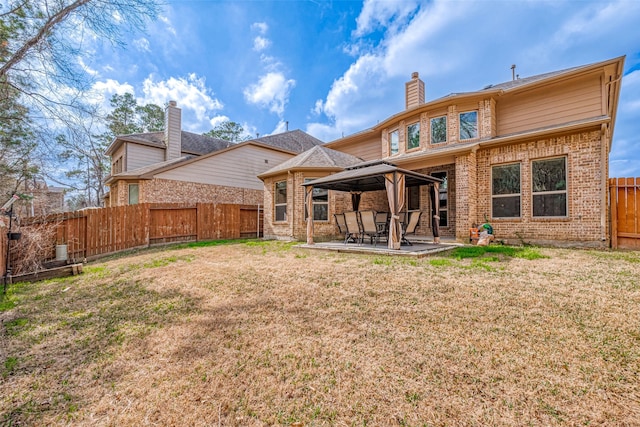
610, 178, 618, 249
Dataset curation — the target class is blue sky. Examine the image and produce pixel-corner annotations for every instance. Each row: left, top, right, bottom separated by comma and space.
85, 0, 640, 176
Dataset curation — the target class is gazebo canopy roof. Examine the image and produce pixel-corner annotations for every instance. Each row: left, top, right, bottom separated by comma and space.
302, 160, 443, 192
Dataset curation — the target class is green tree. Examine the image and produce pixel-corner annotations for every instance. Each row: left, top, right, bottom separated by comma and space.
204, 121, 250, 142
136, 103, 164, 132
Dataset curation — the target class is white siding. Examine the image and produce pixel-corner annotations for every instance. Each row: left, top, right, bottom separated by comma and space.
127, 144, 165, 171
156, 145, 294, 190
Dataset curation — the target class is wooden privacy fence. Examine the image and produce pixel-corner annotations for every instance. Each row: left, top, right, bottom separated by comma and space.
610, 178, 640, 249
6, 203, 263, 271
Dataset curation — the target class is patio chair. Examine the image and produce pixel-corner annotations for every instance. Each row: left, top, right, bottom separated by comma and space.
401, 210, 422, 246
375, 211, 389, 236
343, 211, 363, 244
359, 210, 385, 246
334, 213, 347, 240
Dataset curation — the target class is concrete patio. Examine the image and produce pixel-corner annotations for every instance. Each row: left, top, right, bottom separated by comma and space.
297, 237, 461, 257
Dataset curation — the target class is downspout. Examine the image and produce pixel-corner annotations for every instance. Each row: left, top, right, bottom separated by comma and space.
288, 171, 294, 239
601, 123, 609, 244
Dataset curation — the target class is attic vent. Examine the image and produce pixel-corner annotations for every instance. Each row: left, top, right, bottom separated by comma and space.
264, 159, 268, 164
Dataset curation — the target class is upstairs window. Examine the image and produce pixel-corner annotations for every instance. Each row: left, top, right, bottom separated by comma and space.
407, 122, 420, 150
430, 116, 447, 144
274, 181, 287, 221
492, 163, 521, 218
532, 157, 567, 217
113, 156, 123, 174
459, 111, 478, 140
304, 179, 329, 221
389, 129, 399, 155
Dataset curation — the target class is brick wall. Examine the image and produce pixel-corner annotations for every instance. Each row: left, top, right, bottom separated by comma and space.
141, 179, 262, 205
473, 129, 607, 247
109, 178, 262, 207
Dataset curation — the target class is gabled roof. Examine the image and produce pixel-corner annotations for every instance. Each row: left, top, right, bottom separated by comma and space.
258, 145, 363, 179
249, 129, 324, 153
328, 56, 625, 147
105, 156, 194, 183
302, 160, 443, 192
105, 131, 231, 156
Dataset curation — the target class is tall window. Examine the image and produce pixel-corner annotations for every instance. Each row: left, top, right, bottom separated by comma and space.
430, 116, 447, 144
407, 122, 420, 150
274, 181, 287, 221
432, 172, 448, 227
532, 157, 567, 217
407, 186, 420, 210
492, 164, 521, 218
304, 179, 329, 221
128, 184, 139, 205
459, 111, 478, 140
113, 156, 123, 174
389, 129, 399, 155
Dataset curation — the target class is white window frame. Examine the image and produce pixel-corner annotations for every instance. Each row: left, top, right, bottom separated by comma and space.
491, 163, 521, 219
531, 156, 568, 218
274, 180, 287, 222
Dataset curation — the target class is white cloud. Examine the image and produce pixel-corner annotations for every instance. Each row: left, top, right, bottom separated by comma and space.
89, 79, 135, 106
270, 120, 289, 135
78, 57, 99, 76
243, 72, 296, 116
159, 15, 177, 36
133, 38, 151, 53
209, 115, 230, 128
251, 22, 268, 35
253, 36, 271, 52
141, 74, 224, 131
354, 0, 420, 37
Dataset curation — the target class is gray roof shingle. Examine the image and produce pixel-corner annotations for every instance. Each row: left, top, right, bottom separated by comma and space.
249, 129, 324, 153
260, 145, 363, 177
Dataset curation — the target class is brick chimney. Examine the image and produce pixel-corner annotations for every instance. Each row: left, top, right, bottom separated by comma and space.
164, 100, 182, 161
405, 72, 425, 110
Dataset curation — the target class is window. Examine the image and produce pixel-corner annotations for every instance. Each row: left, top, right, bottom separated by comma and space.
532, 157, 567, 217
492, 164, 521, 218
113, 156, 123, 174
389, 129, 399, 155
128, 184, 139, 205
459, 111, 478, 140
274, 181, 287, 221
407, 122, 420, 150
407, 186, 420, 210
432, 172, 448, 227
430, 116, 447, 144
304, 179, 329, 221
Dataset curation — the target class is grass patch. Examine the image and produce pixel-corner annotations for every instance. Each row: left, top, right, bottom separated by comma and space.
449, 244, 547, 260
1, 244, 638, 426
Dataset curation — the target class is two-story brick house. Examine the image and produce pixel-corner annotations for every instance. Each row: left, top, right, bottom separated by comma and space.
260, 56, 625, 247
105, 101, 324, 206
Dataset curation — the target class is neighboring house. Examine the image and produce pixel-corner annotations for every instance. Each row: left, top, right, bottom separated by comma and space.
15, 178, 65, 217
260, 56, 625, 248
105, 101, 323, 206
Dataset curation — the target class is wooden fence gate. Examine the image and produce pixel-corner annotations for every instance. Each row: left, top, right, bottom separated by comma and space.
610, 178, 640, 249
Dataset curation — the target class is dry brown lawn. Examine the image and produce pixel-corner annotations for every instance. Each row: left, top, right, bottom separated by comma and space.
1, 241, 639, 426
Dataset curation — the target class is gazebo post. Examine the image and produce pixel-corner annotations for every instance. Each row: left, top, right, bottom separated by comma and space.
432, 182, 440, 243
306, 185, 314, 245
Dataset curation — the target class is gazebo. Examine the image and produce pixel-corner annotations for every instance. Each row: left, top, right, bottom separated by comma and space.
302, 161, 444, 250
